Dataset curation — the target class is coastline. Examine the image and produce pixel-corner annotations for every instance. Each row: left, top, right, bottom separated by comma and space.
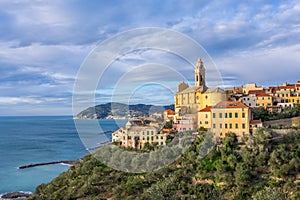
0, 191, 33, 200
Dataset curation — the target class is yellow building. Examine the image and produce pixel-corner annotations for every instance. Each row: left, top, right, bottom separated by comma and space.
256, 94, 273, 108
199, 87, 226, 110
174, 58, 206, 119
210, 101, 251, 141
198, 106, 212, 129
174, 58, 226, 133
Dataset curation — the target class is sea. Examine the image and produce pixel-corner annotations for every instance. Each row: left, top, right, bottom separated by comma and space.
0, 116, 126, 198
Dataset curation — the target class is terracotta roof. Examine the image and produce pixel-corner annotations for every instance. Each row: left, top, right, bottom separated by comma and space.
165, 109, 175, 115
279, 85, 295, 89
162, 128, 172, 133
256, 93, 271, 97
250, 119, 262, 124
248, 90, 266, 95
213, 101, 248, 109
199, 106, 212, 112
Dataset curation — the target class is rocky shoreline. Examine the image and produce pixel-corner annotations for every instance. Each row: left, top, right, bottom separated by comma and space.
1, 191, 32, 199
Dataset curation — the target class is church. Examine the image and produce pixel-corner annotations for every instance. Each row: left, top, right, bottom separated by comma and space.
173, 58, 226, 131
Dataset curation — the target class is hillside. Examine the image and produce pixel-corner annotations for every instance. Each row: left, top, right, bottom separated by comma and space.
75, 103, 174, 119
29, 129, 300, 200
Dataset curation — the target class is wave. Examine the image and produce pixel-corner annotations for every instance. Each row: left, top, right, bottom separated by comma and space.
59, 163, 72, 166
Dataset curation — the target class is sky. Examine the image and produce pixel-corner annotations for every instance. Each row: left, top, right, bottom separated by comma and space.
0, 0, 300, 115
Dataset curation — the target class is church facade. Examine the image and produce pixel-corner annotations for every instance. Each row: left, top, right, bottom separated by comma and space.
174, 58, 226, 130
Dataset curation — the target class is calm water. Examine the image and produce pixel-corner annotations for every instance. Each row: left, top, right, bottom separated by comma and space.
0, 116, 125, 196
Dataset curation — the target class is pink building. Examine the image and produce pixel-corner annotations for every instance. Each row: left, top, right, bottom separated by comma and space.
172, 114, 197, 131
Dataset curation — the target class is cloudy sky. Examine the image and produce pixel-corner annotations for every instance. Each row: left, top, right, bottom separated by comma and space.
0, 0, 300, 115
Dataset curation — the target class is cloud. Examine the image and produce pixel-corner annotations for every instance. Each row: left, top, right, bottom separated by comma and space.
0, 0, 300, 115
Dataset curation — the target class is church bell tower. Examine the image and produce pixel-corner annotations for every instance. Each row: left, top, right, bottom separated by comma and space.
195, 58, 206, 88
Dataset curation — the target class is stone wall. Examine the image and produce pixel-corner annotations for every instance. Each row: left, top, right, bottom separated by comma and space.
263, 116, 300, 128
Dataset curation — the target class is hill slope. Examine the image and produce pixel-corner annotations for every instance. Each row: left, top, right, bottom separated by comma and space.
75, 103, 174, 119
29, 129, 300, 200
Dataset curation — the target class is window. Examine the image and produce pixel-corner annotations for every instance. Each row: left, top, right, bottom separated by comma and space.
229, 113, 232, 118
156, 136, 158, 139
205, 121, 208, 124
225, 124, 228, 129
205, 114, 208, 118
151, 136, 154, 140
225, 113, 228, 118
147, 136, 149, 140
161, 142, 164, 145
147, 131, 149, 135
220, 124, 222, 128
262, 97, 264, 100
213, 113, 216, 118
151, 131, 154, 135
235, 123, 238, 129
242, 113, 245, 118
161, 136, 163, 139
219, 113, 222, 118
213, 124, 216, 128
235, 112, 238, 118
242, 123, 245, 129
229, 123, 232, 129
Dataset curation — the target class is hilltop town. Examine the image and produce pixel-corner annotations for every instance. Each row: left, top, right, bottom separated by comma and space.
31, 58, 300, 200
112, 58, 300, 149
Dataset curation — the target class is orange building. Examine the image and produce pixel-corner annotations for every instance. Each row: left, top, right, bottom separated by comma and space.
163, 109, 175, 122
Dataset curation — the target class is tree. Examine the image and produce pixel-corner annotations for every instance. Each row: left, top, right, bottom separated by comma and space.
252, 187, 285, 200
234, 163, 251, 188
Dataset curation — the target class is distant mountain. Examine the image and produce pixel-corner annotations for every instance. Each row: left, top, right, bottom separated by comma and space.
75, 102, 174, 119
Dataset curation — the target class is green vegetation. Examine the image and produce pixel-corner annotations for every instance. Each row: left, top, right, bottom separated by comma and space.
251, 105, 300, 122
163, 121, 173, 129
30, 129, 300, 200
